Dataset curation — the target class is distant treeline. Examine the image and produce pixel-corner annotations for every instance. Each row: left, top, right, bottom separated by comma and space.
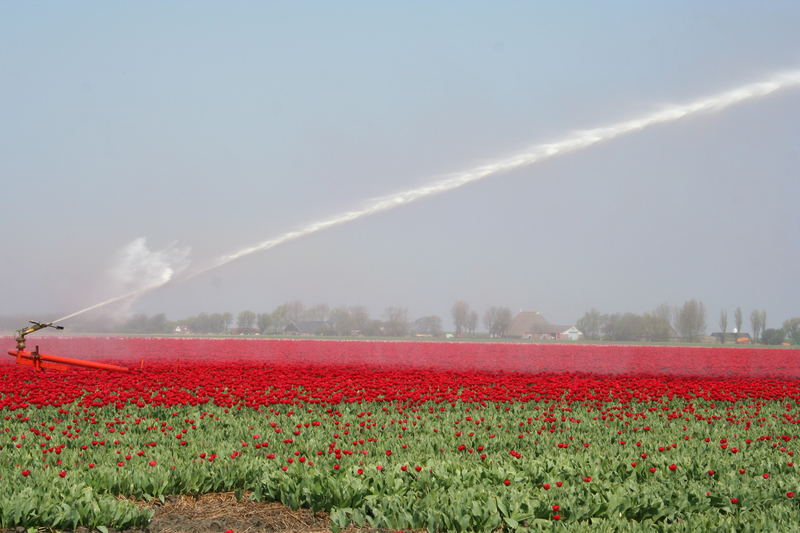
0, 301, 520, 339
0, 303, 443, 338
576, 301, 799, 345
2, 299, 797, 344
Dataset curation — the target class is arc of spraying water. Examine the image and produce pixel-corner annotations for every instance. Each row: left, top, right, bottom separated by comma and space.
53, 69, 800, 324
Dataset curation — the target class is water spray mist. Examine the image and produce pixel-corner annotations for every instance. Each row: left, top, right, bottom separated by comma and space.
54, 69, 800, 323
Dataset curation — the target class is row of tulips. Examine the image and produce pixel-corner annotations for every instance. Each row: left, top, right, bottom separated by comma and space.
3, 335, 799, 377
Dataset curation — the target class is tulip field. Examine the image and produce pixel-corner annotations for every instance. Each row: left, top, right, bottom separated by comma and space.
2, 337, 800, 531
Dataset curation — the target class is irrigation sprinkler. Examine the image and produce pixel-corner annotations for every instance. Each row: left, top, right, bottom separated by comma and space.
8, 321, 128, 372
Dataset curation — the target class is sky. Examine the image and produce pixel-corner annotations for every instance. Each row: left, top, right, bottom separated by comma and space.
1, 2, 799, 330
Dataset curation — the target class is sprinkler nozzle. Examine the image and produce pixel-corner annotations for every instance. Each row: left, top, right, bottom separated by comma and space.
15, 321, 64, 351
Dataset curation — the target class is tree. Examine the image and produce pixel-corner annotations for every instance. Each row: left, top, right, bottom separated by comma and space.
484, 306, 513, 338
362, 319, 384, 337
467, 311, 478, 336
602, 313, 644, 342
209, 313, 228, 334
272, 301, 304, 326
149, 313, 170, 334
185, 312, 229, 334
653, 303, 673, 329
675, 300, 706, 342
576, 309, 602, 340
734, 307, 743, 335
413, 315, 443, 337
257, 313, 272, 334
324, 306, 374, 336
783, 318, 800, 345
329, 307, 354, 336
222, 312, 233, 332
349, 306, 371, 334
303, 304, 330, 321
641, 313, 672, 342
190, 313, 209, 333
122, 314, 149, 334
719, 309, 728, 344
119, 313, 170, 333
451, 301, 470, 336
482, 308, 496, 335
237, 310, 256, 331
384, 307, 409, 337
750, 310, 763, 344
761, 328, 786, 345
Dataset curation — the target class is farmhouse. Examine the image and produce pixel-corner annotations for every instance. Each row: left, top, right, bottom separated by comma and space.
229, 327, 260, 335
284, 320, 332, 336
711, 332, 751, 342
507, 311, 583, 340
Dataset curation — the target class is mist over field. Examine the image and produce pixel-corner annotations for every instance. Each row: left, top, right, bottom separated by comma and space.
3, 8, 800, 530
1, 3, 799, 333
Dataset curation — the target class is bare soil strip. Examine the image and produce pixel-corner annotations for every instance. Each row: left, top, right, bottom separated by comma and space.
2, 492, 407, 533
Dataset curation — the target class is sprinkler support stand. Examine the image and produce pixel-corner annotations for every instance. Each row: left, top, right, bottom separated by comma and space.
9, 321, 128, 372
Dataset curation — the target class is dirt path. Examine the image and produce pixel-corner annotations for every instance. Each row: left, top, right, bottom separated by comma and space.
138, 492, 340, 533
2, 492, 405, 533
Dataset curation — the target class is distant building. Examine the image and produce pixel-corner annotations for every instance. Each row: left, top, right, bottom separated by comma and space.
230, 327, 260, 335
558, 326, 583, 341
711, 332, 750, 343
507, 311, 583, 340
284, 320, 333, 336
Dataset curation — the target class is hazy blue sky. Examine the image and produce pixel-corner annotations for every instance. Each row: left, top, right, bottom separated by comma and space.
2, 2, 799, 329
